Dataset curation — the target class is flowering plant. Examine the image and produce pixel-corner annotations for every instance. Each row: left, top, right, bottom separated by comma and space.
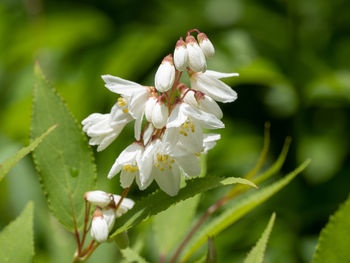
1, 29, 323, 263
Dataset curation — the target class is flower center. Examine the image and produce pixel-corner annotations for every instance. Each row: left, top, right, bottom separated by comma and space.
122, 164, 138, 173
154, 154, 175, 171
179, 121, 195, 136
117, 97, 129, 114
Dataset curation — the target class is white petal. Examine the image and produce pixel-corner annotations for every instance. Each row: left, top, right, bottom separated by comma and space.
145, 97, 157, 122
183, 90, 198, 107
176, 154, 201, 177
153, 163, 181, 196
134, 112, 144, 141
191, 71, 238, 103
85, 191, 111, 207
139, 140, 160, 186
205, 70, 239, 79
152, 102, 169, 129
129, 90, 148, 119
102, 208, 116, 231
102, 75, 143, 96
91, 216, 109, 243
182, 104, 224, 129
96, 132, 120, 152
199, 95, 223, 119
143, 123, 154, 145
166, 103, 188, 128
120, 170, 136, 188
203, 133, 221, 153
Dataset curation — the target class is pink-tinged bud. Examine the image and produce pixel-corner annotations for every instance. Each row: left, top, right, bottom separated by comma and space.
84, 191, 111, 208
91, 209, 109, 243
145, 96, 157, 122
197, 33, 215, 58
155, 55, 175, 92
174, 38, 188, 71
185, 35, 207, 73
152, 99, 169, 129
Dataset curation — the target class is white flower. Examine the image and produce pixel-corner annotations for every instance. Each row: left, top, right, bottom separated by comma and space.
84, 191, 111, 208
152, 99, 169, 129
182, 89, 223, 119
189, 70, 239, 103
140, 139, 201, 196
155, 55, 175, 92
174, 38, 188, 71
186, 35, 206, 73
91, 209, 109, 243
102, 75, 157, 140
167, 102, 224, 130
108, 143, 152, 190
112, 195, 135, 217
197, 33, 215, 58
102, 208, 116, 232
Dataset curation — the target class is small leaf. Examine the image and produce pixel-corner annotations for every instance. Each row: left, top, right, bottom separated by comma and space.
0, 125, 57, 182
120, 247, 149, 263
244, 213, 276, 263
111, 176, 256, 238
31, 64, 97, 232
312, 193, 350, 263
0, 202, 34, 263
182, 160, 310, 261
206, 237, 217, 263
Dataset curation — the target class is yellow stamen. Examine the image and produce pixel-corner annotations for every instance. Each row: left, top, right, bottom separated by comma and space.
122, 108, 129, 114
194, 152, 200, 157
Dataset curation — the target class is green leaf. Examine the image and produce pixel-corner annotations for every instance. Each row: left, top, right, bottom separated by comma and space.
312, 193, 350, 263
31, 64, 97, 232
0, 125, 57, 182
111, 176, 257, 238
244, 213, 276, 263
120, 247, 149, 263
182, 160, 310, 261
0, 202, 34, 263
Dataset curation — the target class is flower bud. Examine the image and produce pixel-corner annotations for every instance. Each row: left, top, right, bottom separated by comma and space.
174, 38, 188, 71
84, 191, 111, 208
102, 208, 116, 231
185, 35, 207, 73
145, 96, 157, 122
152, 99, 169, 129
155, 55, 175, 92
91, 209, 109, 243
197, 33, 215, 57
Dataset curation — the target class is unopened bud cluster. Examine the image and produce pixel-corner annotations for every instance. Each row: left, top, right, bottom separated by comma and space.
82, 29, 239, 196
84, 191, 134, 242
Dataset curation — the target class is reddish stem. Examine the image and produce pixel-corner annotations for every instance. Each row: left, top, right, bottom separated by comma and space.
187, 29, 201, 36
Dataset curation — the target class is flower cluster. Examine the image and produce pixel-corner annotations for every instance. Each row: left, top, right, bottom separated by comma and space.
85, 191, 134, 242
82, 29, 238, 196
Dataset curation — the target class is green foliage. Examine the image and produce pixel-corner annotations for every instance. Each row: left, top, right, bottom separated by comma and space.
244, 213, 276, 263
0, 202, 34, 263
0, 125, 56, 182
182, 160, 310, 261
312, 194, 350, 263
31, 64, 97, 232
111, 176, 256, 237
120, 247, 149, 263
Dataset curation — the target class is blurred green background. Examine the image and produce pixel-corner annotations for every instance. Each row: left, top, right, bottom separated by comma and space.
0, 0, 349, 262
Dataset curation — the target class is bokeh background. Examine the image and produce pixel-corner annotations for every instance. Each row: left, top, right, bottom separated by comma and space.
0, 0, 350, 262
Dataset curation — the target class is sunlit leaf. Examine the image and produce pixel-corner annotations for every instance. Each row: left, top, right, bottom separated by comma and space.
111, 176, 257, 238
312, 194, 350, 263
244, 213, 276, 263
0, 202, 34, 263
181, 160, 310, 261
0, 125, 57, 182
31, 64, 97, 232
120, 247, 149, 263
